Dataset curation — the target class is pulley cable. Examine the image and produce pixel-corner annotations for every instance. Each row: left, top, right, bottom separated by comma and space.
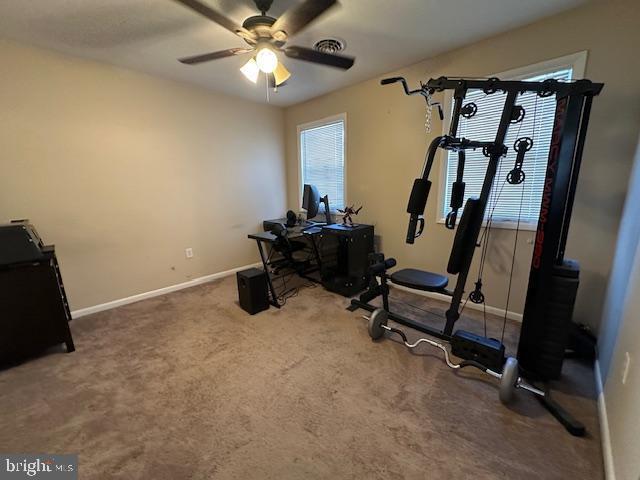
500, 93, 540, 342
501, 184, 525, 342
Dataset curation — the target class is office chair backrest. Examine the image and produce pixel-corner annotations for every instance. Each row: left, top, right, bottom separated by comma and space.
270, 223, 292, 251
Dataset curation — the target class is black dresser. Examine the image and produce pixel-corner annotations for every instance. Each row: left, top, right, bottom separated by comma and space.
320, 224, 374, 297
0, 220, 75, 365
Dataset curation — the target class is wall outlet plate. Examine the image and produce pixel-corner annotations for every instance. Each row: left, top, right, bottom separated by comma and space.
185, 248, 194, 259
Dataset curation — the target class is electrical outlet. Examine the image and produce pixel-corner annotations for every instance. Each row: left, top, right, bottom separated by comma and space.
185, 248, 194, 259
622, 352, 631, 385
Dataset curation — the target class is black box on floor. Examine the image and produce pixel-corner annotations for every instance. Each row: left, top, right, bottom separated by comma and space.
451, 330, 505, 373
237, 268, 269, 315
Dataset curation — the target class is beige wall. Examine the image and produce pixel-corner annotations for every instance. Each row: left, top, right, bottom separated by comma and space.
284, 0, 640, 330
0, 39, 286, 310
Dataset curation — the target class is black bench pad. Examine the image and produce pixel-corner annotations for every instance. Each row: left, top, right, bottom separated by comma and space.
390, 268, 448, 292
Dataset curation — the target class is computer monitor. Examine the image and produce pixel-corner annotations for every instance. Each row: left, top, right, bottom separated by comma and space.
302, 184, 320, 219
302, 184, 333, 225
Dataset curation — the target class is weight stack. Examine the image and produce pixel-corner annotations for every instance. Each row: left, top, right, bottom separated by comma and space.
518, 259, 580, 380
237, 268, 269, 315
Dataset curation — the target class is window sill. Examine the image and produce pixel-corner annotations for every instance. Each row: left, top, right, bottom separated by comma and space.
436, 218, 537, 231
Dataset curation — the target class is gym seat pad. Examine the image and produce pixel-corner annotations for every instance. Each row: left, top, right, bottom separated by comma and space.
390, 268, 448, 291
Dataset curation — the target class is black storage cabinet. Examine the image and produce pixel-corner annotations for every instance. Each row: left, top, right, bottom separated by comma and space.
0, 220, 75, 364
321, 224, 374, 297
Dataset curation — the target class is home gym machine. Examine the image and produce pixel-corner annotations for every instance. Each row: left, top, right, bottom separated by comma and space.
349, 75, 603, 435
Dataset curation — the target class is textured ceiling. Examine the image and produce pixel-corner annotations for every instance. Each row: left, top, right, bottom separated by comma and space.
0, 0, 587, 106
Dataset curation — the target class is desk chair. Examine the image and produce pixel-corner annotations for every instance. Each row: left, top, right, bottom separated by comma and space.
269, 223, 309, 274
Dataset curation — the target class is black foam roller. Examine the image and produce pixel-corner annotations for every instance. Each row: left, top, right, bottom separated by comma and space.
406, 179, 431, 215
450, 181, 466, 209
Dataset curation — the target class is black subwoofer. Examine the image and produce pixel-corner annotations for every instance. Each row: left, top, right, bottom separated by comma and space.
237, 268, 269, 315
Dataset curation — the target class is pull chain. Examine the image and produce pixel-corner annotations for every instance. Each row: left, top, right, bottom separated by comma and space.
265, 72, 270, 103
424, 92, 433, 134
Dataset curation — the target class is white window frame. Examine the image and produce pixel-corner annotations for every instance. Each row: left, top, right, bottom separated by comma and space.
297, 113, 347, 212
436, 51, 588, 230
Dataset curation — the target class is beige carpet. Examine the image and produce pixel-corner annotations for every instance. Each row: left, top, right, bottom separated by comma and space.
0, 275, 603, 479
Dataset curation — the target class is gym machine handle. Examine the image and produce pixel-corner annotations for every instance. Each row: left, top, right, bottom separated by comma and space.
381, 77, 444, 121
406, 216, 425, 244
380, 76, 414, 95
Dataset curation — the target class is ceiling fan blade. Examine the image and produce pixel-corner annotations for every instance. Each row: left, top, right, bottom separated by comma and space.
271, 0, 337, 40
284, 46, 354, 70
273, 62, 291, 86
173, 0, 255, 40
179, 47, 254, 65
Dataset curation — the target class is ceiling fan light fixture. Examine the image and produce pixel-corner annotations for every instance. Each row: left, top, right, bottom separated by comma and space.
240, 57, 259, 83
273, 62, 291, 86
256, 47, 278, 73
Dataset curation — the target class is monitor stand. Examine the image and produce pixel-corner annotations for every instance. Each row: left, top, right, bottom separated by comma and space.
320, 195, 333, 225
304, 195, 334, 229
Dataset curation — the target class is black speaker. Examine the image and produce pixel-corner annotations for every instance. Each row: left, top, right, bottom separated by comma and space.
237, 268, 269, 315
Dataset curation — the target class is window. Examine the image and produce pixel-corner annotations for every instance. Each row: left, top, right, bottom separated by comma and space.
440, 54, 585, 227
298, 114, 346, 211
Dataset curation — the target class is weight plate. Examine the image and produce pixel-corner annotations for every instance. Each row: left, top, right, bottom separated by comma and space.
368, 308, 388, 340
499, 357, 519, 404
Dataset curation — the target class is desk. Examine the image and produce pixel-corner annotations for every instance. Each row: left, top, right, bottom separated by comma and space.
248, 228, 323, 308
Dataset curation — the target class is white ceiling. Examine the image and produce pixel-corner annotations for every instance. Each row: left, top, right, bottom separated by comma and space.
0, 0, 587, 106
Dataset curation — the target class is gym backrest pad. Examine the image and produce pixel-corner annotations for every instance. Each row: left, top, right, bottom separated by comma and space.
448, 198, 483, 275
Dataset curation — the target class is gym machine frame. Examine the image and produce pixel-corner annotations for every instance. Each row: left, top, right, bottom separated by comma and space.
349, 75, 603, 436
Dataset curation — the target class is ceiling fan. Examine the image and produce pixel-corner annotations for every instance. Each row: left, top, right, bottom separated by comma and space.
173, 0, 355, 87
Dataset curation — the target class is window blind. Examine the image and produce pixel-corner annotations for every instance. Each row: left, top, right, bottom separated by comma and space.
442, 68, 573, 224
300, 119, 345, 211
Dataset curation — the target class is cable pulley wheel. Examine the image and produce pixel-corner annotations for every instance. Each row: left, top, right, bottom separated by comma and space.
482, 77, 500, 95
514, 137, 534, 152
461, 102, 478, 119
469, 289, 485, 304
510, 106, 526, 123
507, 168, 526, 185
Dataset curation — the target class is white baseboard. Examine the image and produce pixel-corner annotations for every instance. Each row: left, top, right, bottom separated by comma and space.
71, 262, 262, 319
594, 359, 615, 480
391, 284, 523, 322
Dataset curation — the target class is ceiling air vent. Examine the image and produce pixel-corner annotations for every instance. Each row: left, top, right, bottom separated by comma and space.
313, 38, 345, 54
